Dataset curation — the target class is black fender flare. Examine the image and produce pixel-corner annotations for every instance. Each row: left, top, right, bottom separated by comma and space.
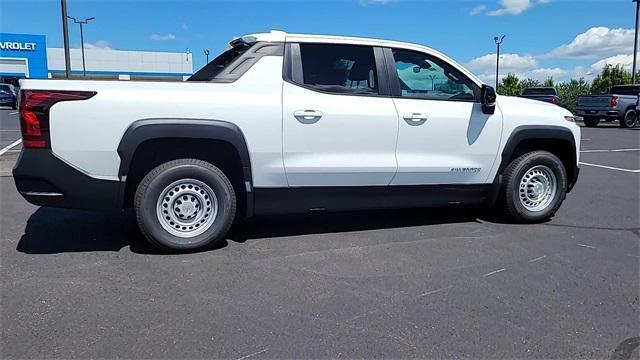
498, 125, 576, 174
116, 118, 254, 215
487, 125, 578, 205
495, 125, 578, 192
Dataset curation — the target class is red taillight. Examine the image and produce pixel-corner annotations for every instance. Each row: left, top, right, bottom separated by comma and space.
610, 96, 618, 108
551, 96, 558, 104
19, 90, 96, 148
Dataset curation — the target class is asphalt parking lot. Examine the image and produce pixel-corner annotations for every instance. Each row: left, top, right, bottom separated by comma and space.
0, 108, 638, 359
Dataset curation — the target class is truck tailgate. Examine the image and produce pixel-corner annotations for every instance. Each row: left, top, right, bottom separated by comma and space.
577, 96, 611, 108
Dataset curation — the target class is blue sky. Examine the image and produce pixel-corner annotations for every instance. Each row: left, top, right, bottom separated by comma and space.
0, 0, 637, 82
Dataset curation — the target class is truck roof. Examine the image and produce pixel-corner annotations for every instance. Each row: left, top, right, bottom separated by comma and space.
247, 30, 440, 53
245, 30, 483, 85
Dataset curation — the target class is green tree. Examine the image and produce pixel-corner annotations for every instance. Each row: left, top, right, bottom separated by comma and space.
497, 73, 521, 96
556, 78, 591, 113
590, 64, 632, 94
543, 77, 554, 87
519, 78, 541, 90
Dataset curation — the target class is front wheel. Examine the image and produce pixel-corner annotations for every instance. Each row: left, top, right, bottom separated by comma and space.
501, 151, 567, 223
134, 158, 236, 252
619, 109, 638, 128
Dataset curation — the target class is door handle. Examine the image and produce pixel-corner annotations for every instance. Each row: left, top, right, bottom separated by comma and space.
294, 110, 323, 124
403, 113, 428, 125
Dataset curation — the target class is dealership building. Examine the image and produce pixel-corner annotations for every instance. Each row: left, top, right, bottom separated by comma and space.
0, 32, 193, 82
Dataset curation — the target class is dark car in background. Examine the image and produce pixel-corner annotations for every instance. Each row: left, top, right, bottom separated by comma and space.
520, 87, 559, 104
575, 84, 639, 128
0, 84, 17, 109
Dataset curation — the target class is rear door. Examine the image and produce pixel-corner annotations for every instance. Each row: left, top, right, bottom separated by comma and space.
386, 48, 502, 185
281, 43, 399, 186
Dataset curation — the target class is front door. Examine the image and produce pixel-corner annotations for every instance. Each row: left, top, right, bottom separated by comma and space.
387, 48, 502, 185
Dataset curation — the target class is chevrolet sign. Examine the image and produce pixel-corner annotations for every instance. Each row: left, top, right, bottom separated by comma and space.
0, 42, 37, 51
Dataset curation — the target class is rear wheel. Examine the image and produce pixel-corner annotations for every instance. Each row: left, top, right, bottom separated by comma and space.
134, 158, 236, 252
619, 109, 638, 128
501, 151, 567, 223
583, 117, 599, 127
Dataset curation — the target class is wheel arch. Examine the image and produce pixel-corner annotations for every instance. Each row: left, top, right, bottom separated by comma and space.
117, 119, 254, 216
497, 125, 578, 193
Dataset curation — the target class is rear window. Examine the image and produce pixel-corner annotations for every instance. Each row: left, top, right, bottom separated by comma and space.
522, 87, 556, 96
296, 43, 378, 95
188, 41, 254, 81
611, 85, 640, 96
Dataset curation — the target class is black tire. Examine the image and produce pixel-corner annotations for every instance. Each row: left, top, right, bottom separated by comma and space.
583, 117, 599, 127
134, 158, 236, 252
619, 109, 638, 128
501, 151, 567, 223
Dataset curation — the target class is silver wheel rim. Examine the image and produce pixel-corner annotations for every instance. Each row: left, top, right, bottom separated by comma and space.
624, 112, 636, 126
518, 165, 557, 212
156, 179, 218, 238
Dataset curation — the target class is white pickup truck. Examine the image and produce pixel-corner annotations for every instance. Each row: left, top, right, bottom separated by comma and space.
14, 31, 580, 252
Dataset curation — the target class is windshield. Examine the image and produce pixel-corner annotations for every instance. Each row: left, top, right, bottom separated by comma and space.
188, 41, 254, 81
0, 84, 12, 93
522, 87, 555, 96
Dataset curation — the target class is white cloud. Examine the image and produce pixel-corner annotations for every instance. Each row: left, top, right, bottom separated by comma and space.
526, 67, 568, 79
590, 53, 638, 72
485, 0, 550, 16
466, 53, 538, 73
469, 5, 487, 15
181, 23, 188, 31
466, 53, 582, 82
150, 33, 176, 41
81, 40, 112, 50
547, 27, 634, 59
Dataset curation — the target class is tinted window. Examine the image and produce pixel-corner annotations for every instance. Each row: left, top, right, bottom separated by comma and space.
188, 42, 253, 81
611, 85, 640, 96
297, 44, 378, 95
522, 87, 556, 96
392, 49, 475, 101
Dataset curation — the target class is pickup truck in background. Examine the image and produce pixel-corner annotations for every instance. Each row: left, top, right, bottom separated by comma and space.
13, 31, 581, 252
0, 83, 17, 109
520, 87, 559, 105
575, 84, 639, 128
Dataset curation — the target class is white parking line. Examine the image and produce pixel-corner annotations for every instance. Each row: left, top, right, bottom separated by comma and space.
8, 111, 18, 115
0, 139, 21, 156
483, 268, 506, 277
528, 255, 546, 263
581, 148, 640, 153
236, 348, 268, 360
579, 162, 640, 173
576, 243, 597, 249
418, 285, 453, 297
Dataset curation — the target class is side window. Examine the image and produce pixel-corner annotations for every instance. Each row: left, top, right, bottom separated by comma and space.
392, 49, 475, 101
296, 44, 379, 95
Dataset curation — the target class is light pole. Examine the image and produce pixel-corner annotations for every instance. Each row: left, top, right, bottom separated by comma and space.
67, 16, 95, 76
61, 0, 71, 78
204, 49, 210, 63
494, 35, 506, 90
633, 0, 639, 83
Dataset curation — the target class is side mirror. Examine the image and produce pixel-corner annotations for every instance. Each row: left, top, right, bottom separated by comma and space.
481, 84, 496, 115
